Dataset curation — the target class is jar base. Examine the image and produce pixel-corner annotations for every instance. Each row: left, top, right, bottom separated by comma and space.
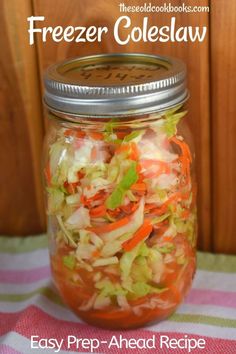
63, 301, 179, 330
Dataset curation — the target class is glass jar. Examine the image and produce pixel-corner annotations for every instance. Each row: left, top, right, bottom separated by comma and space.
43, 54, 197, 329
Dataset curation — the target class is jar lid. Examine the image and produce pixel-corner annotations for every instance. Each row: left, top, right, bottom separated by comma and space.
44, 53, 188, 116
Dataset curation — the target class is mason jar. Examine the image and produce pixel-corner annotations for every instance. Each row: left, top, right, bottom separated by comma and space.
43, 53, 197, 329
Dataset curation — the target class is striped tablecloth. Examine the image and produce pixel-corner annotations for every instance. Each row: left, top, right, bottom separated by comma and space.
0, 235, 236, 354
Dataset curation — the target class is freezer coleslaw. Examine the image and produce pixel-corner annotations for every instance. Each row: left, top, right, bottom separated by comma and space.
45, 105, 197, 329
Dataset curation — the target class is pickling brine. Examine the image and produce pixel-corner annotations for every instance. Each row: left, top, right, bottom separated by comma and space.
43, 54, 197, 329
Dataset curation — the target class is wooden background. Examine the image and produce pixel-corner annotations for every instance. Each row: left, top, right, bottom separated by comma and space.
0, 0, 235, 254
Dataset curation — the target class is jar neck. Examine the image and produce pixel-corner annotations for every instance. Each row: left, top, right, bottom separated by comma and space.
46, 103, 187, 130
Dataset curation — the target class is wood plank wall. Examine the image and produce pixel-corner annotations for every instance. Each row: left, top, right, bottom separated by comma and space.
0, 0, 45, 234
0, 0, 235, 253
211, 0, 236, 253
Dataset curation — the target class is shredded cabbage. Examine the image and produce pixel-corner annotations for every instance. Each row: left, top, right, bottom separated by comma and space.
102, 198, 144, 241
66, 207, 91, 229
47, 188, 64, 214
163, 111, 187, 137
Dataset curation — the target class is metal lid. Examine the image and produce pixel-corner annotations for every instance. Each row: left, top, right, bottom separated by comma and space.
44, 53, 188, 117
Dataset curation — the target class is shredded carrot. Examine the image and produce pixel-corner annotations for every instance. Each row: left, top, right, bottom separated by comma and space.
166, 192, 182, 204
83, 192, 108, 207
143, 170, 159, 179
77, 291, 92, 300
171, 136, 192, 185
160, 164, 171, 175
67, 184, 76, 194
171, 136, 192, 163
179, 156, 190, 185
107, 209, 121, 218
89, 310, 131, 320
118, 125, 131, 130
167, 191, 189, 204
130, 295, 150, 306
115, 145, 130, 154
89, 216, 130, 234
141, 159, 169, 169
151, 204, 168, 216
44, 162, 51, 186
136, 163, 142, 173
77, 171, 85, 180
64, 129, 85, 138
120, 205, 130, 214
120, 203, 139, 214
181, 191, 191, 200
150, 191, 190, 216
156, 225, 169, 235
137, 176, 144, 184
182, 209, 190, 219
63, 181, 79, 194
75, 130, 86, 138
63, 129, 74, 137
90, 192, 104, 201
90, 204, 107, 218
92, 249, 101, 257
116, 131, 128, 139
80, 194, 86, 204
131, 182, 146, 192
162, 236, 173, 242
130, 142, 139, 160
122, 219, 153, 251
87, 132, 103, 140
145, 203, 157, 211
141, 159, 171, 178
107, 273, 120, 283
91, 146, 97, 160
169, 284, 181, 304
150, 190, 187, 215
